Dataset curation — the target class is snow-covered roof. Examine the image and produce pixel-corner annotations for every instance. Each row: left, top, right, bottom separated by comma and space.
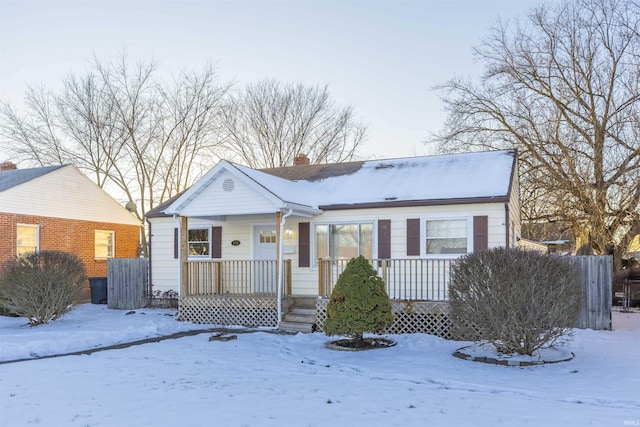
161, 150, 516, 217
240, 150, 516, 208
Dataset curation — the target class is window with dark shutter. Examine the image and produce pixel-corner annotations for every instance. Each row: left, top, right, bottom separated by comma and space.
378, 220, 391, 259
473, 216, 489, 252
298, 222, 310, 267
406, 218, 420, 256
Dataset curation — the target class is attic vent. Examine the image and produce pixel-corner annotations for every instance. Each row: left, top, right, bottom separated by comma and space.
222, 178, 235, 192
375, 163, 394, 170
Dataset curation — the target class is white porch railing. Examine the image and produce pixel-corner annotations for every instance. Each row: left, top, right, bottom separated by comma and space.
318, 258, 453, 301
186, 260, 291, 297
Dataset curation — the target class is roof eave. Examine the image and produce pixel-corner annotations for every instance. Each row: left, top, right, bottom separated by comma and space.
319, 195, 511, 211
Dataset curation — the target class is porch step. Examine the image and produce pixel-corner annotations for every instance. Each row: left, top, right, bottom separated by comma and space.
279, 301, 317, 333
289, 296, 317, 309
283, 313, 315, 323
279, 321, 314, 333
289, 308, 316, 316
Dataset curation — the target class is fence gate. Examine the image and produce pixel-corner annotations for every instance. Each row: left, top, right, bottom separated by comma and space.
571, 255, 612, 330
107, 258, 149, 310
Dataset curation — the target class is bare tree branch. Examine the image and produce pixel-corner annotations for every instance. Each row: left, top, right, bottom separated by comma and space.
219, 79, 367, 168
432, 0, 640, 270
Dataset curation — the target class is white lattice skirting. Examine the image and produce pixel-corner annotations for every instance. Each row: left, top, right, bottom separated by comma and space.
178, 295, 278, 327
316, 299, 452, 339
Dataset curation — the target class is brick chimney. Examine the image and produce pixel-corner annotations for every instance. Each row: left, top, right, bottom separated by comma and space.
293, 153, 310, 166
0, 161, 17, 171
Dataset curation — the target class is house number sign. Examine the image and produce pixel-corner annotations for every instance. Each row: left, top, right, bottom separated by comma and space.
231, 240, 241, 246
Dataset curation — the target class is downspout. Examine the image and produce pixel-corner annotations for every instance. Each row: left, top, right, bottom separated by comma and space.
147, 219, 153, 300
173, 215, 182, 296
505, 203, 510, 248
277, 209, 294, 328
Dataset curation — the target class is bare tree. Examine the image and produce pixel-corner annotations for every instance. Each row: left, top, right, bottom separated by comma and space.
0, 53, 230, 256
434, 0, 640, 270
220, 79, 367, 168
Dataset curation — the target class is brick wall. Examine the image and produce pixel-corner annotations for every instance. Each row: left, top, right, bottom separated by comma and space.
0, 213, 141, 301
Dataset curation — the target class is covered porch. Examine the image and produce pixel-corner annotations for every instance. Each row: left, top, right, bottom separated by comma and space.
179, 256, 453, 337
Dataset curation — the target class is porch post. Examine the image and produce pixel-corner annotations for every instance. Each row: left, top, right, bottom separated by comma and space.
180, 216, 188, 297
276, 209, 293, 327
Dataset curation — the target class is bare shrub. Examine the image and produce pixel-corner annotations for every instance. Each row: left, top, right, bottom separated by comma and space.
0, 251, 87, 326
449, 248, 583, 355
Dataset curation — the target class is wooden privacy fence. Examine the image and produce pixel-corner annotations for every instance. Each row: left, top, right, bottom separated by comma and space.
571, 255, 612, 330
107, 258, 149, 310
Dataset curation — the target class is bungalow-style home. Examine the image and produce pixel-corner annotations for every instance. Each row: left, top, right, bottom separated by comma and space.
147, 150, 520, 335
0, 162, 142, 301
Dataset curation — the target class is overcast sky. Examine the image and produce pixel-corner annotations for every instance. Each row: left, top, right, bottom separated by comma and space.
0, 0, 542, 163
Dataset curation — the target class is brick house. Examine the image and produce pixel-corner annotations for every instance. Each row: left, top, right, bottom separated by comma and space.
0, 162, 142, 301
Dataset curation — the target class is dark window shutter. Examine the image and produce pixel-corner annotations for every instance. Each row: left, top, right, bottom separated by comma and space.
174, 228, 179, 259
473, 216, 489, 252
378, 220, 391, 259
211, 226, 222, 258
298, 222, 310, 267
406, 218, 420, 256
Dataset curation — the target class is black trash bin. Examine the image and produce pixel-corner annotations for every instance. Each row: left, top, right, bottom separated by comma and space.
89, 277, 108, 304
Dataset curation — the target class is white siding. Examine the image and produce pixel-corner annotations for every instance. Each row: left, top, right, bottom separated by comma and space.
150, 202, 511, 297
149, 217, 180, 294
149, 214, 280, 294
291, 203, 508, 296
508, 167, 522, 247
178, 171, 281, 217
0, 165, 140, 226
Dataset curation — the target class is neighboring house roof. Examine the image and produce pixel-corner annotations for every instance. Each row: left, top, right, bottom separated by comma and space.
158, 150, 517, 218
0, 165, 65, 192
0, 164, 141, 226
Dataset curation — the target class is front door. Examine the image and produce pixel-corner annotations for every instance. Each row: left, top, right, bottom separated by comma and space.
253, 224, 277, 294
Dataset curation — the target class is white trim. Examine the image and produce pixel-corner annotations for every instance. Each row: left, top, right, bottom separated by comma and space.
251, 222, 277, 261
94, 229, 115, 260
310, 218, 378, 268
420, 215, 472, 259
16, 223, 40, 255
165, 161, 320, 217
186, 226, 212, 260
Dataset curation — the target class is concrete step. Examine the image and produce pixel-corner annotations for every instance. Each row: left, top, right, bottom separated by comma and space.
289, 308, 316, 316
283, 312, 316, 323
279, 321, 314, 333
289, 296, 317, 309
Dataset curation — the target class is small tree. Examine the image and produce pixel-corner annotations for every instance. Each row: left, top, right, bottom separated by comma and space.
324, 256, 394, 347
449, 247, 583, 355
0, 251, 87, 326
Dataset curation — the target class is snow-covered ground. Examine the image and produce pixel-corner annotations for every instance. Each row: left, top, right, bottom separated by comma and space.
0, 304, 638, 427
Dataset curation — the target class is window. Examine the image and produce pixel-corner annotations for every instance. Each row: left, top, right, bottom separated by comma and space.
259, 229, 276, 244
188, 228, 210, 257
425, 218, 468, 255
17, 224, 39, 256
315, 222, 373, 262
95, 230, 115, 259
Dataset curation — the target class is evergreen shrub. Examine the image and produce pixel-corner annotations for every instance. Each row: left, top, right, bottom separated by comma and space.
324, 255, 394, 346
